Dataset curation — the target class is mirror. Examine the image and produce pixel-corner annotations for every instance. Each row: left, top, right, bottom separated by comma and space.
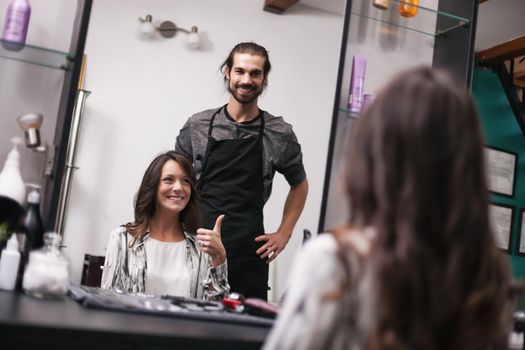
61, 0, 345, 302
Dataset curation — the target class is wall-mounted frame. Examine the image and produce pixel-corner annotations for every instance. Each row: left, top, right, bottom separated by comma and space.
518, 209, 525, 256
485, 146, 517, 197
489, 203, 514, 252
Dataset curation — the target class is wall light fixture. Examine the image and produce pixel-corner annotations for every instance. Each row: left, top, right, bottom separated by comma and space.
138, 14, 200, 49
17, 113, 55, 177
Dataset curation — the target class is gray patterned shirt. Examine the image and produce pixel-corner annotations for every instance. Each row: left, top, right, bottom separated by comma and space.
175, 106, 307, 203
101, 226, 229, 301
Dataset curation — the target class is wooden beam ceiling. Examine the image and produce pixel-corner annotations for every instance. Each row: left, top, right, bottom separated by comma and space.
477, 36, 525, 89
476, 36, 525, 66
263, 0, 300, 14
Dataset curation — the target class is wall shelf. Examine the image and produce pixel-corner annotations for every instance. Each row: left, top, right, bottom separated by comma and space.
338, 108, 360, 119
318, 0, 478, 231
0, 39, 73, 70
0, 0, 92, 230
351, 0, 470, 37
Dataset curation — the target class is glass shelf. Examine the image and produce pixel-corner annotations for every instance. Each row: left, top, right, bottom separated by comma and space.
350, 0, 470, 37
338, 108, 360, 119
0, 39, 73, 70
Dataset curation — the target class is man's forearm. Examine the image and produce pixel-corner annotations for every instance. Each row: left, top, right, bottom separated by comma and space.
277, 179, 308, 237
254, 179, 308, 262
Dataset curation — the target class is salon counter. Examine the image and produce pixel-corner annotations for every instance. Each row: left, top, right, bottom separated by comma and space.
0, 290, 270, 350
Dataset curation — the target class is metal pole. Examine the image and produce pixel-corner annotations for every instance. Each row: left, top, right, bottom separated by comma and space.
54, 89, 91, 235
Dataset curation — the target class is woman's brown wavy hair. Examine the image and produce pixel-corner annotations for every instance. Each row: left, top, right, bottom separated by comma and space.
341, 66, 512, 350
124, 151, 201, 244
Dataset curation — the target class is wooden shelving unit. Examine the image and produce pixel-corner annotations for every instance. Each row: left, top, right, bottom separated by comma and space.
263, 0, 300, 13
476, 35, 525, 88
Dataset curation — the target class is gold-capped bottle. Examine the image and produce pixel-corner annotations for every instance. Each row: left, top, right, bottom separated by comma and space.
373, 0, 391, 10
398, 0, 419, 17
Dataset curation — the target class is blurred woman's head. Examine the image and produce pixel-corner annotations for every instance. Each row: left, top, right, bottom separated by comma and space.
347, 66, 486, 237
342, 66, 510, 349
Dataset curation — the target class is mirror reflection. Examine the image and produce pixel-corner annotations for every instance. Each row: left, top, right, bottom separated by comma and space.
2, 0, 525, 348
62, 0, 344, 303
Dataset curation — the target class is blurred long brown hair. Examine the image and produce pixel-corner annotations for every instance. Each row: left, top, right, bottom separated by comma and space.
340, 67, 512, 350
124, 151, 201, 244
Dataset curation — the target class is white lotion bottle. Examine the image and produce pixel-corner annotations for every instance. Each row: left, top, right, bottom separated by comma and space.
0, 234, 21, 290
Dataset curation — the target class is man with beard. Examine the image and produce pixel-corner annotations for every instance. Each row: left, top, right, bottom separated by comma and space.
175, 42, 308, 300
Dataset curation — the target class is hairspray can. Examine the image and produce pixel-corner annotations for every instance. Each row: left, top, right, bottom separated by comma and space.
348, 55, 367, 114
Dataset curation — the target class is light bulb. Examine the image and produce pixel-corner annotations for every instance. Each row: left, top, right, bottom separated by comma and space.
17, 113, 43, 148
140, 21, 156, 37
186, 26, 200, 49
139, 15, 156, 38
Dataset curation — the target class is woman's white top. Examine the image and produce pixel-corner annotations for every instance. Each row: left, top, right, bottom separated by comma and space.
264, 231, 375, 350
144, 238, 191, 297
101, 227, 229, 300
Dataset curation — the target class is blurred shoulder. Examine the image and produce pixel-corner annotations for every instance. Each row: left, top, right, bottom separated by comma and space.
300, 227, 374, 264
300, 233, 339, 261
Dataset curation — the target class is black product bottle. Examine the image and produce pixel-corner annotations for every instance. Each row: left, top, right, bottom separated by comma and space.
22, 184, 44, 251
15, 185, 44, 290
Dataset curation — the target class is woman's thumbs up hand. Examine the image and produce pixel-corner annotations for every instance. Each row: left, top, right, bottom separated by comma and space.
197, 214, 226, 267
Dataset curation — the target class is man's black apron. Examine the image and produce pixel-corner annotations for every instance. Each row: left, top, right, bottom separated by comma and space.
198, 106, 268, 300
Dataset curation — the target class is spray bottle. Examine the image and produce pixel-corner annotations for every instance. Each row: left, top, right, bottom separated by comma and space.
0, 234, 21, 290
0, 137, 26, 251
0, 137, 26, 207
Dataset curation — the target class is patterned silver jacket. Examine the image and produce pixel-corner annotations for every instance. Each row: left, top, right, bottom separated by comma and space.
101, 226, 229, 300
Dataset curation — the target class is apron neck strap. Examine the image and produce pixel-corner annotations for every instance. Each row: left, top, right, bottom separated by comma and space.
207, 105, 225, 137
207, 105, 265, 138
258, 109, 265, 135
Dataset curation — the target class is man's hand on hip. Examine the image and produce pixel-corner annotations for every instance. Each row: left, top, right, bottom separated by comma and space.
255, 231, 291, 263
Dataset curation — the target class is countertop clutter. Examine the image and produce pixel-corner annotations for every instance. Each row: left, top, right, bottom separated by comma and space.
0, 287, 271, 350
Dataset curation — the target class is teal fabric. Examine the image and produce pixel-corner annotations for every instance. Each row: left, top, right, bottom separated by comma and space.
473, 67, 525, 279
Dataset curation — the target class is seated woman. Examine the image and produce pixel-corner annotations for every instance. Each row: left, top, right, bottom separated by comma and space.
101, 151, 229, 300
264, 67, 515, 349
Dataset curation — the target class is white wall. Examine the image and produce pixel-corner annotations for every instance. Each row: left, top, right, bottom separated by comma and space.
62, 0, 344, 301
475, 0, 525, 51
